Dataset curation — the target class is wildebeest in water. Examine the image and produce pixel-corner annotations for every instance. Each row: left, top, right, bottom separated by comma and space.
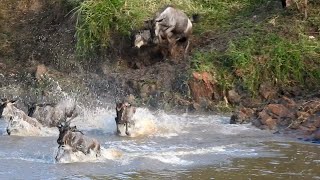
0, 98, 43, 136
55, 120, 101, 161
115, 102, 136, 136
27, 99, 80, 127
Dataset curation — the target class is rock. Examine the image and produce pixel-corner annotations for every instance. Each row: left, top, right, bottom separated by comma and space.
252, 118, 262, 128
296, 111, 310, 122
189, 71, 220, 103
314, 117, 320, 128
230, 107, 255, 124
299, 100, 320, 114
280, 96, 297, 109
35, 64, 47, 81
259, 110, 272, 124
313, 128, 320, 140
258, 110, 277, 130
240, 97, 262, 108
227, 89, 241, 105
259, 82, 278, 100
265, 118, 277, 130
189, 102, 201, 111
266, 104, 294, 118
298, 125, 314, 135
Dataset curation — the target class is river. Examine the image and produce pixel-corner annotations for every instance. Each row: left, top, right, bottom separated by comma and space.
0, 106, 319, 179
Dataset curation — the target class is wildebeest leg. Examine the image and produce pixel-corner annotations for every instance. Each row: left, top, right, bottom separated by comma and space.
55, 145, 62, 161
96, 144, 101, 157
125, 122, 130, 136
116, 123, 121, 134
167, 36, 177, 57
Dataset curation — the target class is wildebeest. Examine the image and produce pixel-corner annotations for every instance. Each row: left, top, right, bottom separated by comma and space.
28, 99, 80, 127
55, 120, 101, 161
0, 98, 43, 136
115, 102, 136, 136
134, 6, 197, 55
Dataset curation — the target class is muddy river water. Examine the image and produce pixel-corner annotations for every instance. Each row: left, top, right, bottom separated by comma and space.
0, 107, 319, 179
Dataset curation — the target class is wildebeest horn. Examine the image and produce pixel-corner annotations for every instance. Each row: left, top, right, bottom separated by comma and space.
9, 100, 17, 104
70, 126, 84, 135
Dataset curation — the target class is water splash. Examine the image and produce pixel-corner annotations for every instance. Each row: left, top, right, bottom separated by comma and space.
54, 146, 123, 163
73, 107, 184, 137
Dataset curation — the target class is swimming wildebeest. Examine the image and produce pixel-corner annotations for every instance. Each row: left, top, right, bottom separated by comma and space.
134, 6, 198, 55
28, 99, 80, 127
55, 120, 101, 161
115, 102, 136, 136
0, 98, 43, 136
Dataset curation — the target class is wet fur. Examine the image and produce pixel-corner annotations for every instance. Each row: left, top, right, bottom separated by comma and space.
56, 125, 101, 160
115, 102, 136, 136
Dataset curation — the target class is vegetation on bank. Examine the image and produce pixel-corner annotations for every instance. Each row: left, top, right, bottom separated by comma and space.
73, 0, 264, 55
72, 0, 320, 98
191, 1, 320, 97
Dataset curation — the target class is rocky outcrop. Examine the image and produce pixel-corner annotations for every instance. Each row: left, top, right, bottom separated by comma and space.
230, 95, 320, 140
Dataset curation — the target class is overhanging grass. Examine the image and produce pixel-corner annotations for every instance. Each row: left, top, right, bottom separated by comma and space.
74, 0, 265, 56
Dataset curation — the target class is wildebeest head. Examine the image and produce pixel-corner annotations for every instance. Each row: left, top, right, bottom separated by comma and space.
0, 98, 17, 120
134, 30, 153, 48
57, 121, 82, 145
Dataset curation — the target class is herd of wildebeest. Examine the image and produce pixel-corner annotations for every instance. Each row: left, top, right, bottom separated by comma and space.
0, 98, 136, 161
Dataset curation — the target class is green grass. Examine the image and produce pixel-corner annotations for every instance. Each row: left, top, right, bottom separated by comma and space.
191, 31, 320, 96
73, 0, 265, 56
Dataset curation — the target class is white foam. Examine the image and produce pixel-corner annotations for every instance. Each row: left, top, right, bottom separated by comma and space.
54, 145, 123, 164
73, 107, 185, 138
